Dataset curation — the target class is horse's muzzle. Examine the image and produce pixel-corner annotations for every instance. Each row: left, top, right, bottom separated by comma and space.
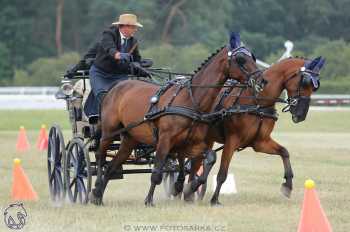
290, 96, 311, 123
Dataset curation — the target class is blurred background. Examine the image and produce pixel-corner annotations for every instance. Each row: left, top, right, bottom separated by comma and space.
0, 3, 349, 231
0, 0, 349, 94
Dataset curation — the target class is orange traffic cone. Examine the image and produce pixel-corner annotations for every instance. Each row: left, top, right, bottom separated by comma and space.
297, 179, 332, 232
11, 158, 38, 201
36, 124, 48, 151
16, 126, 30, 152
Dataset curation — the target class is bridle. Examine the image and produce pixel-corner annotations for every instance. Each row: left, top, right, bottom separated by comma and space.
227, 46, 265, 93
282, 66, 320, 112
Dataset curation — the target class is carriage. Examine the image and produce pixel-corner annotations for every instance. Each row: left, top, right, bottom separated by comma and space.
46, 63, 207, 204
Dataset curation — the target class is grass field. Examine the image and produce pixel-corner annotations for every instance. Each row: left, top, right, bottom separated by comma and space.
0, 109, 349, 231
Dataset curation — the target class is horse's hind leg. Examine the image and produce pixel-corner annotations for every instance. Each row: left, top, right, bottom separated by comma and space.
253, 138, 294, 198
144, 136, 172, 207
184, 149, 217, 201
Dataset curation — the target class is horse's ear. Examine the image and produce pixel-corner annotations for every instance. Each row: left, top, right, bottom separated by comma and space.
229, 32, 241, 49
306, 56, 321, 70
315, 57, 326, 72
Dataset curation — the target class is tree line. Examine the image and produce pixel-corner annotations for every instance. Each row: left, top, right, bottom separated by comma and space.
0, 0, 349, 93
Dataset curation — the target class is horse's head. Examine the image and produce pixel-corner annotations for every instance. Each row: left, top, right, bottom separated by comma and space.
226, 32, 260, 84
283, 57, 326, 123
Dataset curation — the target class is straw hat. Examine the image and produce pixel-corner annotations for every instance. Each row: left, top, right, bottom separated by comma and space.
112, 14, 143, 27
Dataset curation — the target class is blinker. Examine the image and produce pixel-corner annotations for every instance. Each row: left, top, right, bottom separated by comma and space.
235, 53, 247, 66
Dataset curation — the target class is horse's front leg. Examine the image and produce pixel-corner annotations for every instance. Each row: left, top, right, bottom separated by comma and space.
90, 136, 112, 205
253, 138, 294, 198
184, 149, 217, 201
144, 137, 171, 207
99, 136, 138, 201
172, 156, 185, 197
183, 158, 202, 202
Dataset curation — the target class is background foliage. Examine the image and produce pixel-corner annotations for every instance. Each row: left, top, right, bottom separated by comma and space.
0, 0, 349, 93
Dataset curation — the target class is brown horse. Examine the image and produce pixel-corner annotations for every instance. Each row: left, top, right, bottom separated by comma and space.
89, 33, 261, 206
189, 56, 325, 205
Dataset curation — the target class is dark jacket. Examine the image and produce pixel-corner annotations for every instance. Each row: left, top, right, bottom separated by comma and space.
93, 26, 141, 74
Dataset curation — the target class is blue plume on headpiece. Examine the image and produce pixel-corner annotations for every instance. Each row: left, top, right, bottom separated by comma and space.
306, 56, 321, 70
305, 56, 326, 91
314, 57, 326, 72
229, 32, 241, 49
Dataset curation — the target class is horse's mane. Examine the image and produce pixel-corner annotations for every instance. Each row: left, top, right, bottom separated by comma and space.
286, 56, 308, 61
193, 46, 226, 74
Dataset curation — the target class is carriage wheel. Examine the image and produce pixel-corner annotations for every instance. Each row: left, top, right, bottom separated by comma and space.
47, 125, 66, 202
65, 138, 91, 204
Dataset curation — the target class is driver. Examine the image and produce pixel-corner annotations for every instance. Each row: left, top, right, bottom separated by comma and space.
84, 13, 150, 118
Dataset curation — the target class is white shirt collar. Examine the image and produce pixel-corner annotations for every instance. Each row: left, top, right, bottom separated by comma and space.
120, 31, 129, 44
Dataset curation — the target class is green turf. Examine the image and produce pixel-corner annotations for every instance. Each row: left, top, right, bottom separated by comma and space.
0, 110, 70, 131
0, 109, 349, 231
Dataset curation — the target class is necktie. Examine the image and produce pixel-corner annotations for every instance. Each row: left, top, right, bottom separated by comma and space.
121, 38, 128, 53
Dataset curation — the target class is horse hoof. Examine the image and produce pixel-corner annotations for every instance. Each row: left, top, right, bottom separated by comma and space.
172, 182, 184, 196
144, 200, 155, 207
174, 192, 182, 200
210, 200, 222, 207
183, 184, 195, 202
144, 196, 155, 207
89, 191, 103, 206
280, 183, 292, 198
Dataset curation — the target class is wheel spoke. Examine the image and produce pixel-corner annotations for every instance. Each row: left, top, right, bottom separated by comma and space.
73, 180, 78, 201
69, 177, 77, 189
53, 172, 58, 199
47, 126, 66, 202
64, 138, 90, 204
49, 171, 55, 183
77, 179, 85, 203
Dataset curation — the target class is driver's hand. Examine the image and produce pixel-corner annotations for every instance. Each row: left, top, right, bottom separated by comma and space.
114, 52, 121, 60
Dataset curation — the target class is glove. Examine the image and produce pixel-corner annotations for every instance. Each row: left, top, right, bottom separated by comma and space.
120, 53, 131, 62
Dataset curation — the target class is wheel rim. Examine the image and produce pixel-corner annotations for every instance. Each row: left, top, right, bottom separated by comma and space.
47, 125, 65, 202
66, 138, 91, 204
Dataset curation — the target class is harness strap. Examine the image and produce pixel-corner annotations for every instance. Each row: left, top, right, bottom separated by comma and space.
146, 106, 208, 122
237, 115, 264, 152
187, 80, 200, 111
102, 104, 217, 141
209, 106, 278, 153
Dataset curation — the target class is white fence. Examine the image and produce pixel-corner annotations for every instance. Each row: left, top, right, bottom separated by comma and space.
0, 87, 65, 109
0, 87, 349, 110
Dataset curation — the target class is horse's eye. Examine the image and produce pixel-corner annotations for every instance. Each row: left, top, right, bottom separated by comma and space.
235, 53, 246, 66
